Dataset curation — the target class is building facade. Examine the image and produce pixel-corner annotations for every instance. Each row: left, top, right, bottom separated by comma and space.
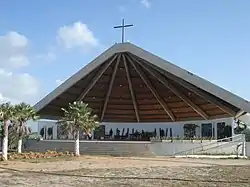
37, 117, 234, 140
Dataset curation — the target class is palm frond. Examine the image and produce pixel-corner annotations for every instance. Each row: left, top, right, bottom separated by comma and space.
0, 102, 15, 121
12, 102, 38, 137
58, 101, 99, 139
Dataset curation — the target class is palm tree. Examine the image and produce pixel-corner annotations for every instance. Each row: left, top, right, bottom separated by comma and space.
58, 101, 99, 156
0, 102, 14, 160
13, 103, 39, 153
234, 119, 247, 134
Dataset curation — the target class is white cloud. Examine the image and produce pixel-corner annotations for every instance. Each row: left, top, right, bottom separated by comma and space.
55, 79, 64, 86
0, 31, 43, 105
0, 69, 42, 105
0, 93, 20, 105
0, 31, 51, 132
141, 0, 151, 8
57, 22, 99, 51
35, 52, 57, 62
0, 31, 29, 69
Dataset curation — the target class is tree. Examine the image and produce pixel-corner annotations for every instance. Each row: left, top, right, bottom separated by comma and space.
0, 102, 14, 160
234, 119, 250, 141
58, 101, 99, 156
13, 103, 39, 153
8, 123, 31, 150
234, 119, 247, 134
183, 124, 198, 138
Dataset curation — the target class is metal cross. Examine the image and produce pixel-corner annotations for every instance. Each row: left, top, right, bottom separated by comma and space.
114, 19, 134, 43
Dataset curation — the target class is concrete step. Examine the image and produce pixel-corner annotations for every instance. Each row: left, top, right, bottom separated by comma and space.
80, 143, 154, 157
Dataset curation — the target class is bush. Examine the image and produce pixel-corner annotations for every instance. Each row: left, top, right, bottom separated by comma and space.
6, 150, 75, 160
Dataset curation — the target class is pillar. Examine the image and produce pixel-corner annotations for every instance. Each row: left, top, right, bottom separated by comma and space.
214, 122, 218, 139
231, 118, 235, 137
212, 122, 214, 138
53, 124, 58, 140
199, 124, 202, 138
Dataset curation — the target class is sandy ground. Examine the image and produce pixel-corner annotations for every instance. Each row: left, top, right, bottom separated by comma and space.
0, 156, 250, 187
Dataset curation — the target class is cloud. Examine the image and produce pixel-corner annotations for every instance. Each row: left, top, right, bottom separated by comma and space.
35, 52, 57, 62
0, 31, 30, 69
55, 79, 64, 86
0, 93, 20, 105
141, 0, 151, 8
0, 31, 45, 105
57, 22, 99, 51
0, 68, 42, 105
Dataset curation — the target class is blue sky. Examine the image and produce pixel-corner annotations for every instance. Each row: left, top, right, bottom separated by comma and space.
0, 0, 249, 108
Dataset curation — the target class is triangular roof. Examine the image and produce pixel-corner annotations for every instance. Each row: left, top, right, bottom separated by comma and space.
34, 42, 250, 121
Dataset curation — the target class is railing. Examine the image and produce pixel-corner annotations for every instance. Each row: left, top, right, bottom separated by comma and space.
174, 134, 246, 156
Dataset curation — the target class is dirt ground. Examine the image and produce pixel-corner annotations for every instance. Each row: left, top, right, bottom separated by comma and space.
0, 156, 250, 187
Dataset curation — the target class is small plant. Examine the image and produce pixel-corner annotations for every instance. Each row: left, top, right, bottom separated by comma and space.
5, 150, 75, 161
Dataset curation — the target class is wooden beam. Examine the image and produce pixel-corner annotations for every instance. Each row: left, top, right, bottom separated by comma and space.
77, 54, 118, 101
142, 60, 237, 116
100, 54, 121, 121
234, 110, 246, 119
126, 55, 176, 121
122, 54, 140, 122
128, 54, 209, 120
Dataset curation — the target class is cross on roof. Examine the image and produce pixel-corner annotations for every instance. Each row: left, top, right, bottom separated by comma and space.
114, 19, 134, 43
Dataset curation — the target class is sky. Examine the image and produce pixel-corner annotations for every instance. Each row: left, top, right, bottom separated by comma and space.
0, 0, 250, 130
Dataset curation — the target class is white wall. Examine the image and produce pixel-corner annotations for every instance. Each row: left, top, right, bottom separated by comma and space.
37, 117, 233, 139
25, 139, 243, 156
246, 142, 250, 157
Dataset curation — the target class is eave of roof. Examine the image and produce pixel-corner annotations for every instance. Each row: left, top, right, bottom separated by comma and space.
34, 42, 250, 114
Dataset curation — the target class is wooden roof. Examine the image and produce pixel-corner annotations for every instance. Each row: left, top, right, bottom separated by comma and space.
34, 43, 250, 122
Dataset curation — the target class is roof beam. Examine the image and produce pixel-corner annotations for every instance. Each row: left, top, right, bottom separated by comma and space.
128, 54, 209, 120
77, 54, 118, 101
126, 55, 176, 121
143, 61, 236, 116
100, 54, 121, 121
122, 54, 140, 122
234, 110, 246, 119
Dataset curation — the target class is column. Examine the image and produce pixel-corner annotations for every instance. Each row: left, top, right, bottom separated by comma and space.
199, 124, 202, 138
231, 118, 235, 137
44, 126, 47, 139
212, 122, 214, 138
53, 124, 57, 140
214, 122, 218, 139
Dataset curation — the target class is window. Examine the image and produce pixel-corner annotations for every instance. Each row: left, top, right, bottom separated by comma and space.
217, 122, 232, 139
201, 123, 212, 137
